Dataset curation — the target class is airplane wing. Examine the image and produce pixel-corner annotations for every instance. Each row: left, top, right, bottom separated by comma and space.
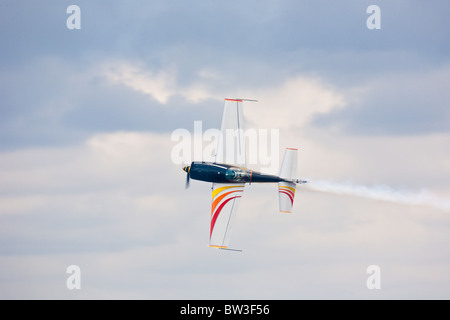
210, 183, 245, 249
215, 98, 246, 166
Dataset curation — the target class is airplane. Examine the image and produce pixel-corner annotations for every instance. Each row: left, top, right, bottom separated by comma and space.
183, 98, 307, 250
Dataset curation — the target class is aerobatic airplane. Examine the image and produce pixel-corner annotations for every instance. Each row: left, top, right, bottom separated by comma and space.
183, 98, 307, 250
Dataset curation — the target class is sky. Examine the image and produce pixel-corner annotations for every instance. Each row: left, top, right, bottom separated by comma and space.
1, 0, 450, 299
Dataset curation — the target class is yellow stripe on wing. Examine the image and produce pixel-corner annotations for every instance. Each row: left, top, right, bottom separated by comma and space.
212, 185, 244, 199
278, 186, 296, 193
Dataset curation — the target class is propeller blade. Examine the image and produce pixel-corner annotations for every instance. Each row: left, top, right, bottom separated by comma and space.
185, 171, 190, 189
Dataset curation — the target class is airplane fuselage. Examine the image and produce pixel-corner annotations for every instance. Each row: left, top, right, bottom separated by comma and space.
184, 161, 289, 184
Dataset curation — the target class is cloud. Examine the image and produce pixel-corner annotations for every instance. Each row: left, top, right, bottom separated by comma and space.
2, 0, 450, 300
98, 58, 348, 127
0, 57, 225, 150
245, 75, 347, 130
99, 60, 234, 104
1, 126, 450, 299
312, 65, 450, 135
0, 131, 201, 257
101, 62, 177, 104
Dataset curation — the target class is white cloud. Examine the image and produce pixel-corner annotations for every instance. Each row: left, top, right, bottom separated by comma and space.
1, 127, 450, 299
3, 0, 450, 300
98, 60, 347, 116
2, 61, 450, 299
101, 62, 177, 104
99, 61, 227, 105
245, 75, 347, 129
312, 64, 450, 135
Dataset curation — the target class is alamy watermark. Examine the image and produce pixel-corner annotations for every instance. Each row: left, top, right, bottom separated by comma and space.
171, 121, 280, 173
66, 5, 81, 30
366, 265, 381, 290
66, 265, 81, 290
367, 5, 381, 30
65, 4, 381, 31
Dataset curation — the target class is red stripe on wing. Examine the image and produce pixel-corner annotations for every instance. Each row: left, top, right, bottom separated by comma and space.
210, 196, 241, 238
279, 190, 294, 206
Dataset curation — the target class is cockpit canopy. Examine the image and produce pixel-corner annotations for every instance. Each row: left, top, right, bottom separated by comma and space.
225, 168, 251, 182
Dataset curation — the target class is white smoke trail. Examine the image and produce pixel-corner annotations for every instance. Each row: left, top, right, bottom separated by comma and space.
304, 180, 450, 211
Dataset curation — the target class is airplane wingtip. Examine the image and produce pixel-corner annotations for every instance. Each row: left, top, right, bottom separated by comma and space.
210, 245, 242, 252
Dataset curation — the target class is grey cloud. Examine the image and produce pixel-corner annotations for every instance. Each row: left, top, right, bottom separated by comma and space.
3, 1, 449, 69
0, 57, 223, 150
311, 67, 450, 135
2, 0, 450, 151
2, 0, 450, 300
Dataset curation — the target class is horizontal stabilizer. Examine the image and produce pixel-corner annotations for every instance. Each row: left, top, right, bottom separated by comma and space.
278, 148, 298, 213
279, 182, 296, 213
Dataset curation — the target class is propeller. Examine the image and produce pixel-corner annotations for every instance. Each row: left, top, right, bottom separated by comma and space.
185, 170, 190, 189
183, 165, 191, 189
